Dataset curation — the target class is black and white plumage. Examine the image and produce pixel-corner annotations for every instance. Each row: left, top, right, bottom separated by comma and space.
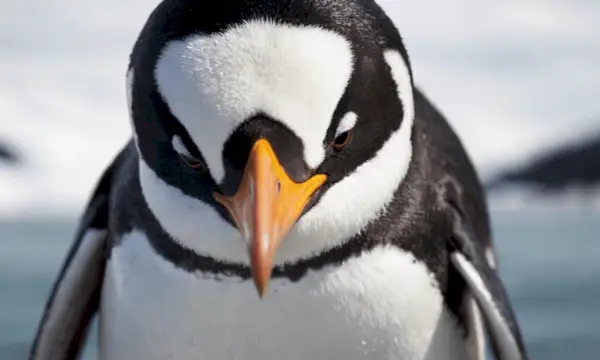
29, 1, 528, 359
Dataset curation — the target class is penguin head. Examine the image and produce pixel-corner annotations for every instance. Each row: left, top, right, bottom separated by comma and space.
128, 0, 415, 295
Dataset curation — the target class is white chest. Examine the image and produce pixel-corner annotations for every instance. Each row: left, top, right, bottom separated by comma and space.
98, 231, 477, 360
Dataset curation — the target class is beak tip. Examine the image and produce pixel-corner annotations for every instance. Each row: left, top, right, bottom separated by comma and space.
250, 245, 273, 300
257, 288, 267, 299
253, 279, 269, 299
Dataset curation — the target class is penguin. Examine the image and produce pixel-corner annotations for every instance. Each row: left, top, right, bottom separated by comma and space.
29, 0, 529, 359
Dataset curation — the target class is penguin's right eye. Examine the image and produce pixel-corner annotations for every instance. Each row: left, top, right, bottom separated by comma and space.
179, 153, 203, 169
172, 135, 203, 170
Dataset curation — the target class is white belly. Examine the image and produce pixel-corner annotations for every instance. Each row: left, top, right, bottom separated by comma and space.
98, 230, 478, 360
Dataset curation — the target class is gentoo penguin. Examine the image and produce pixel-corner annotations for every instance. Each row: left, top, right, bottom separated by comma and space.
29, 0, 528, 359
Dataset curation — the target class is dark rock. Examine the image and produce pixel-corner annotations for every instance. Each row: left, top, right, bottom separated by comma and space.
0, 141, 19, 164
485, 131, 600, 192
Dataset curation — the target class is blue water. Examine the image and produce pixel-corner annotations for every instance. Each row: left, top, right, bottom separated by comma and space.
1, 207, 599, 359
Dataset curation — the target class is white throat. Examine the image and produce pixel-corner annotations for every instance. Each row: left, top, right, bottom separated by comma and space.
100, 231, 476, 360
133, 21, 415, 266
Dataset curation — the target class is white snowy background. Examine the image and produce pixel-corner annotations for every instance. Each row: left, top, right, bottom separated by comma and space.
1, 0, 599, 218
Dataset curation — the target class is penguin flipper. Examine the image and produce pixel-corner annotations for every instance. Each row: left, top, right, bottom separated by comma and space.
29, 163, 114, 360
436, 177, 528, 360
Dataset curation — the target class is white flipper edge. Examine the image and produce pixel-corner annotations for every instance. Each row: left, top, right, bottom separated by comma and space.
29, 228, 107, 360
451, 252, 524, 360
29, 147, 122, 360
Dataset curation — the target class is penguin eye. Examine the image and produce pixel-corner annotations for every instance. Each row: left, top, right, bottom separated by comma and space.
332, 130, 353, 151
179, 153, 203, 169
172, 135, 203, 170
332, 112, 357, 151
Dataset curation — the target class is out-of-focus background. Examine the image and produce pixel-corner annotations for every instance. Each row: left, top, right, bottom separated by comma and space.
1, 0, 599, 359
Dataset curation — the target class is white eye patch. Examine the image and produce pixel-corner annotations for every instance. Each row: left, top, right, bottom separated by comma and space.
335, 112, 358, 137
171, 135, 193, 157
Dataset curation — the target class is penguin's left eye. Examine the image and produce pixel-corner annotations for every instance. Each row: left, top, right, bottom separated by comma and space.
332, 130, 353, 151
332, 112, 357, 151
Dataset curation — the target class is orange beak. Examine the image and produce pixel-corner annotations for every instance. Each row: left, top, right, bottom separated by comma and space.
213, 139, 326, 298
